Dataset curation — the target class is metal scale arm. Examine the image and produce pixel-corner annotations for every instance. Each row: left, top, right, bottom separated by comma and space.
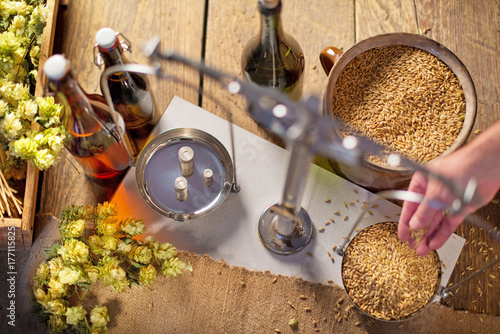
103, 38, 490, 258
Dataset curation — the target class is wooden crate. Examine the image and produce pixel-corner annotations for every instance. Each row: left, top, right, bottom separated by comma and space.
0, 0, 59, 250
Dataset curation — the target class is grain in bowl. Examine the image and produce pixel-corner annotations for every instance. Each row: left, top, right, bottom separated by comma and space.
330, 44, 466, 165
341, 222, 441, 321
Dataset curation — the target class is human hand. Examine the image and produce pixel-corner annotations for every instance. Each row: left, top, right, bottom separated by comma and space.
398, 128, 500, 256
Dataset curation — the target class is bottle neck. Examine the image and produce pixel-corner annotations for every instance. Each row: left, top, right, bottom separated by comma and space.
50, 71, 96, 121
258, 1, 284, 50
98, 41, 126, 67
51, 72, 84, 103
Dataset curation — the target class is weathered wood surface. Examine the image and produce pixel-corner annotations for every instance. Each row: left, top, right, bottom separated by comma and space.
39, 0, 205, 216
40, 0, 500, 316
417, 0, 500, 316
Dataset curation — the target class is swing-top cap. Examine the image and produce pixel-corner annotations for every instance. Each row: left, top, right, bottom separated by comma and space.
43, 54, 70, 81
95, 27, 118, 49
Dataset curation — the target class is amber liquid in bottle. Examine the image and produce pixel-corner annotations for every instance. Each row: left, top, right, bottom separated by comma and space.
46, 55, 131, 187
96, 32, 159, 158
241, 0, 305, 102
67, 96, 131, 186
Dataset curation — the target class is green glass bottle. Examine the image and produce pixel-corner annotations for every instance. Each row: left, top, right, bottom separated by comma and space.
241, 0, 305, 102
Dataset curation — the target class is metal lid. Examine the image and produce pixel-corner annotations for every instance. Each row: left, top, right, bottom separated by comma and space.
135, 128, 234, 221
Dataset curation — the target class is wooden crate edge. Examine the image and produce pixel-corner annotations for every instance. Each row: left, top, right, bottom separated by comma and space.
35, 0, 60, 97
19, 163, 39, 249
1, 0, 60, 251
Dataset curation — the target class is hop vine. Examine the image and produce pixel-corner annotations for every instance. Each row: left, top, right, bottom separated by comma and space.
32, 202, 192, 333
0, 0, 66, 179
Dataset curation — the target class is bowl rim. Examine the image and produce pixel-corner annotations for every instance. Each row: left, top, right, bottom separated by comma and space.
324, 32, 477, 172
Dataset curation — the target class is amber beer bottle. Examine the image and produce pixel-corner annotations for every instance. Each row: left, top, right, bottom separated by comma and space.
94, 28, 159, 158
241, 0, 305, 102
44, 54, 132, 186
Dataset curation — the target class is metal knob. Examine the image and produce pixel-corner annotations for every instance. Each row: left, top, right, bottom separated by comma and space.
178, 146, 194, 177
203, 169, 213, 187
174, 176, 188, 201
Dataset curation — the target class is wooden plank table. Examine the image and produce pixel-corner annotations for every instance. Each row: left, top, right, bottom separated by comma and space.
40, 0, 499, 318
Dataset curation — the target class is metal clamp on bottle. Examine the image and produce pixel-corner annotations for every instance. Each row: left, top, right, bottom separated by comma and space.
93, 29, 132, 69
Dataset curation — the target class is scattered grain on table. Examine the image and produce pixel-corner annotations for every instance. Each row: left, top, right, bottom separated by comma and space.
288, 318, 298, 329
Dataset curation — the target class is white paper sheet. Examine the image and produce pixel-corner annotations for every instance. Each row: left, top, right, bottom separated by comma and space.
111, 96, 464, 290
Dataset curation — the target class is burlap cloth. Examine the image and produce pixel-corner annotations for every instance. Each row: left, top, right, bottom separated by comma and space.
0, 213, 498, 333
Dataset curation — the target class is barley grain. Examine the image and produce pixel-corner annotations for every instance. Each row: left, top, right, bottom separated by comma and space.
341, 222, 440, 320
330, 45, 466, 164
